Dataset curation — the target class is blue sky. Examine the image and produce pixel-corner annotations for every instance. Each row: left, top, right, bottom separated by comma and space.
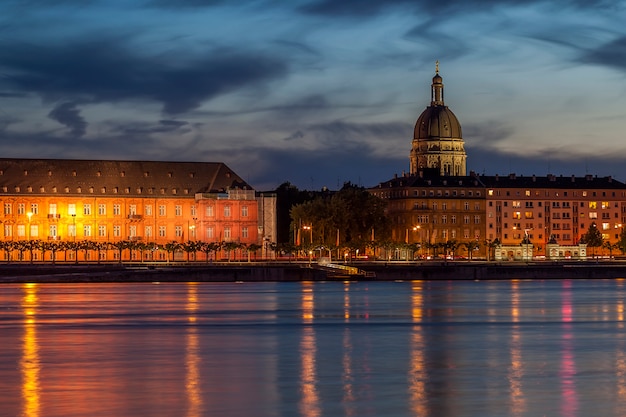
1, 0, 625, 191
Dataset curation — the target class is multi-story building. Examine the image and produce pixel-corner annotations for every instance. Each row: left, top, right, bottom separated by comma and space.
371, 66, 626, 259
0, 158, 276, 262
369, 170, 486, 252
483, 173, 626, 248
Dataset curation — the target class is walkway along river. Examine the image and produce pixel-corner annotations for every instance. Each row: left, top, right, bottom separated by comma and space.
2, 261, 626, 283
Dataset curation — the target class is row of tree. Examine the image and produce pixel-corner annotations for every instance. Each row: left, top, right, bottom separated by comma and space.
0, 239, 264, 264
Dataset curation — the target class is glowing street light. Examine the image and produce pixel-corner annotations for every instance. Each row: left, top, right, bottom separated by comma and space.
26, 212, 32, 240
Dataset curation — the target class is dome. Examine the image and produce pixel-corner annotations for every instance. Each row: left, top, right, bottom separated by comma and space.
409, 62, 467, 177
414, 105, 462, 139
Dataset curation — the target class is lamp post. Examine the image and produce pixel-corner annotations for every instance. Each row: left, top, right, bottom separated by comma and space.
303, 225, 312, 244
26, 211, 32, 240
71, 214, 76, 242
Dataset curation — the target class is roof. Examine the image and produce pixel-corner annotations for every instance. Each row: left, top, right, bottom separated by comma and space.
372, 171, 485, 190
479, 173, 626, 190
371, 171, 626, 191
0, 158, 252, 198
414, 105, 463, 140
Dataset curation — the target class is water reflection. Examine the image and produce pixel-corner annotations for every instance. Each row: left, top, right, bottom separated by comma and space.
560, 280, 578, 417
185, 283, 202, 417
300, 282, 320, 417
508, 281, 525, 416
409, 282, 427, 416
21, 283, 40, 417
5, 280, 626, 417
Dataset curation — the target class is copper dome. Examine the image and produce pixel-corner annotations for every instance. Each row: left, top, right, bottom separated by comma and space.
414, 105, 463, 139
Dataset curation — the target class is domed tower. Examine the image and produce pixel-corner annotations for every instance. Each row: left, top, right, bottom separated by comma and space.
410, 62, 466, 176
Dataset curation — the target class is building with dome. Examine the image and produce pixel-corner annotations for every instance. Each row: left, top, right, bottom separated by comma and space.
370, 64, 626, 260
410, 62, 466, 176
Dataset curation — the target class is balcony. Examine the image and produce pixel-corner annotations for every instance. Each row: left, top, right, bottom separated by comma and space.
47, 214, 61, 219
47, 236, 61, 241
127, 214, 143, 220
128, 236, 142, 241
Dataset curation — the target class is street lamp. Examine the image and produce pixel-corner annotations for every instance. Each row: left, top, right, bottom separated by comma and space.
26, 211, 32, 240
71, 214, 76, 242
303, 225, 312, 244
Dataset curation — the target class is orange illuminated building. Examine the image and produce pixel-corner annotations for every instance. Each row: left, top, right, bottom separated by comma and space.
0, 158, 276, 262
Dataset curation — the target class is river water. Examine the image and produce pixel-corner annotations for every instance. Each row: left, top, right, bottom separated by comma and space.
1, 279, 626, 417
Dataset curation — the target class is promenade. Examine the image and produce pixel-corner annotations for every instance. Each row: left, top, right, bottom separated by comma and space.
2, 260, 626, 283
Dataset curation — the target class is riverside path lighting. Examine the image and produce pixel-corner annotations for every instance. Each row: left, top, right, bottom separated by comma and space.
26, 211, 32, 240
303, 225, 312, 244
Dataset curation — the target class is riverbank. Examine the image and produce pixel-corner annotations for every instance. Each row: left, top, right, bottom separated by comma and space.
2, 261, 626, 283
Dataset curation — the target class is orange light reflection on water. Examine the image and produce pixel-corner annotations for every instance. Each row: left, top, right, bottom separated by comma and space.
408, 281, 427, 416
299, 282, 319, 417
508, 281, 525, 416
186, 283, 202, 417
21, 283, 40, 417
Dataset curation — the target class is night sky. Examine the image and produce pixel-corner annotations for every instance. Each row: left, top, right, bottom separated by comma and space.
1, 0, 625, 191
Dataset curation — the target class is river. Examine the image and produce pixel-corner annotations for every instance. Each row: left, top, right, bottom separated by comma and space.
1, 279, 626, 416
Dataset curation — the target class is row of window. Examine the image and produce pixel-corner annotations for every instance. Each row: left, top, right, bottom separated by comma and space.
493, 211, 618, 220
414, 215, 482, 224
489, 189, 621, 198
495, 201, 616, 209
413, 202, 482, 210
2, 203, 250, 218
3, 224, 251, 240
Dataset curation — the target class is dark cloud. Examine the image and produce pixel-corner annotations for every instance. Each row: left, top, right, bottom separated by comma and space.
579, 36, 626, 71
148, 0, 235, 8
469, 146, 626, 181
0, 39, 289, 115
108, 119, 192, 136
193, 144, 407, 191
464, 121, 516, 147
299, 0, 616, 18
305, 120, 411, 146
48, 102, 87, 137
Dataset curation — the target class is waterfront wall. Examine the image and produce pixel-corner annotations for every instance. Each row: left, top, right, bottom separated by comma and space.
3, 262, 626, 283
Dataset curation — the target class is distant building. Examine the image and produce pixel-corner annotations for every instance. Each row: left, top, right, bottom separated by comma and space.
0, 158, 276, 262
410, 62, 467, 176
371, 66, 626, 259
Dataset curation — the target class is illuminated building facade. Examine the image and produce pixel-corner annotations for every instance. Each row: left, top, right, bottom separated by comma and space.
0, 158, 276, 262
483, 174, 626, 248
372, 66, 626, 259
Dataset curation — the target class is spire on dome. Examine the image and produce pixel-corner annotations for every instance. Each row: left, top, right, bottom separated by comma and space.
431, 61, 444, 106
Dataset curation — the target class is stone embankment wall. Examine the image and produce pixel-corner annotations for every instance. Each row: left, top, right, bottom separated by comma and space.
2, 262, 626, 283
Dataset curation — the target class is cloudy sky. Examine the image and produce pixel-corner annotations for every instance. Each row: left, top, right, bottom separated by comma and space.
1, 0, 625, 191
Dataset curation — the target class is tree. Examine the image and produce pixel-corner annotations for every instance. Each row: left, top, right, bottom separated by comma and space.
247, 243, 262, 261
109, 240, 133, 263
580, 222, 603, 258
603, 241, 618, 259
162, 241, 181, 263
199, 241, 221, 263
222, 241, 241, 262
485, 238, 500, 262
290, 183, 391, 254
618, 228, 626, 255
181, 241, 201, 262
463, 240, 480, 261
